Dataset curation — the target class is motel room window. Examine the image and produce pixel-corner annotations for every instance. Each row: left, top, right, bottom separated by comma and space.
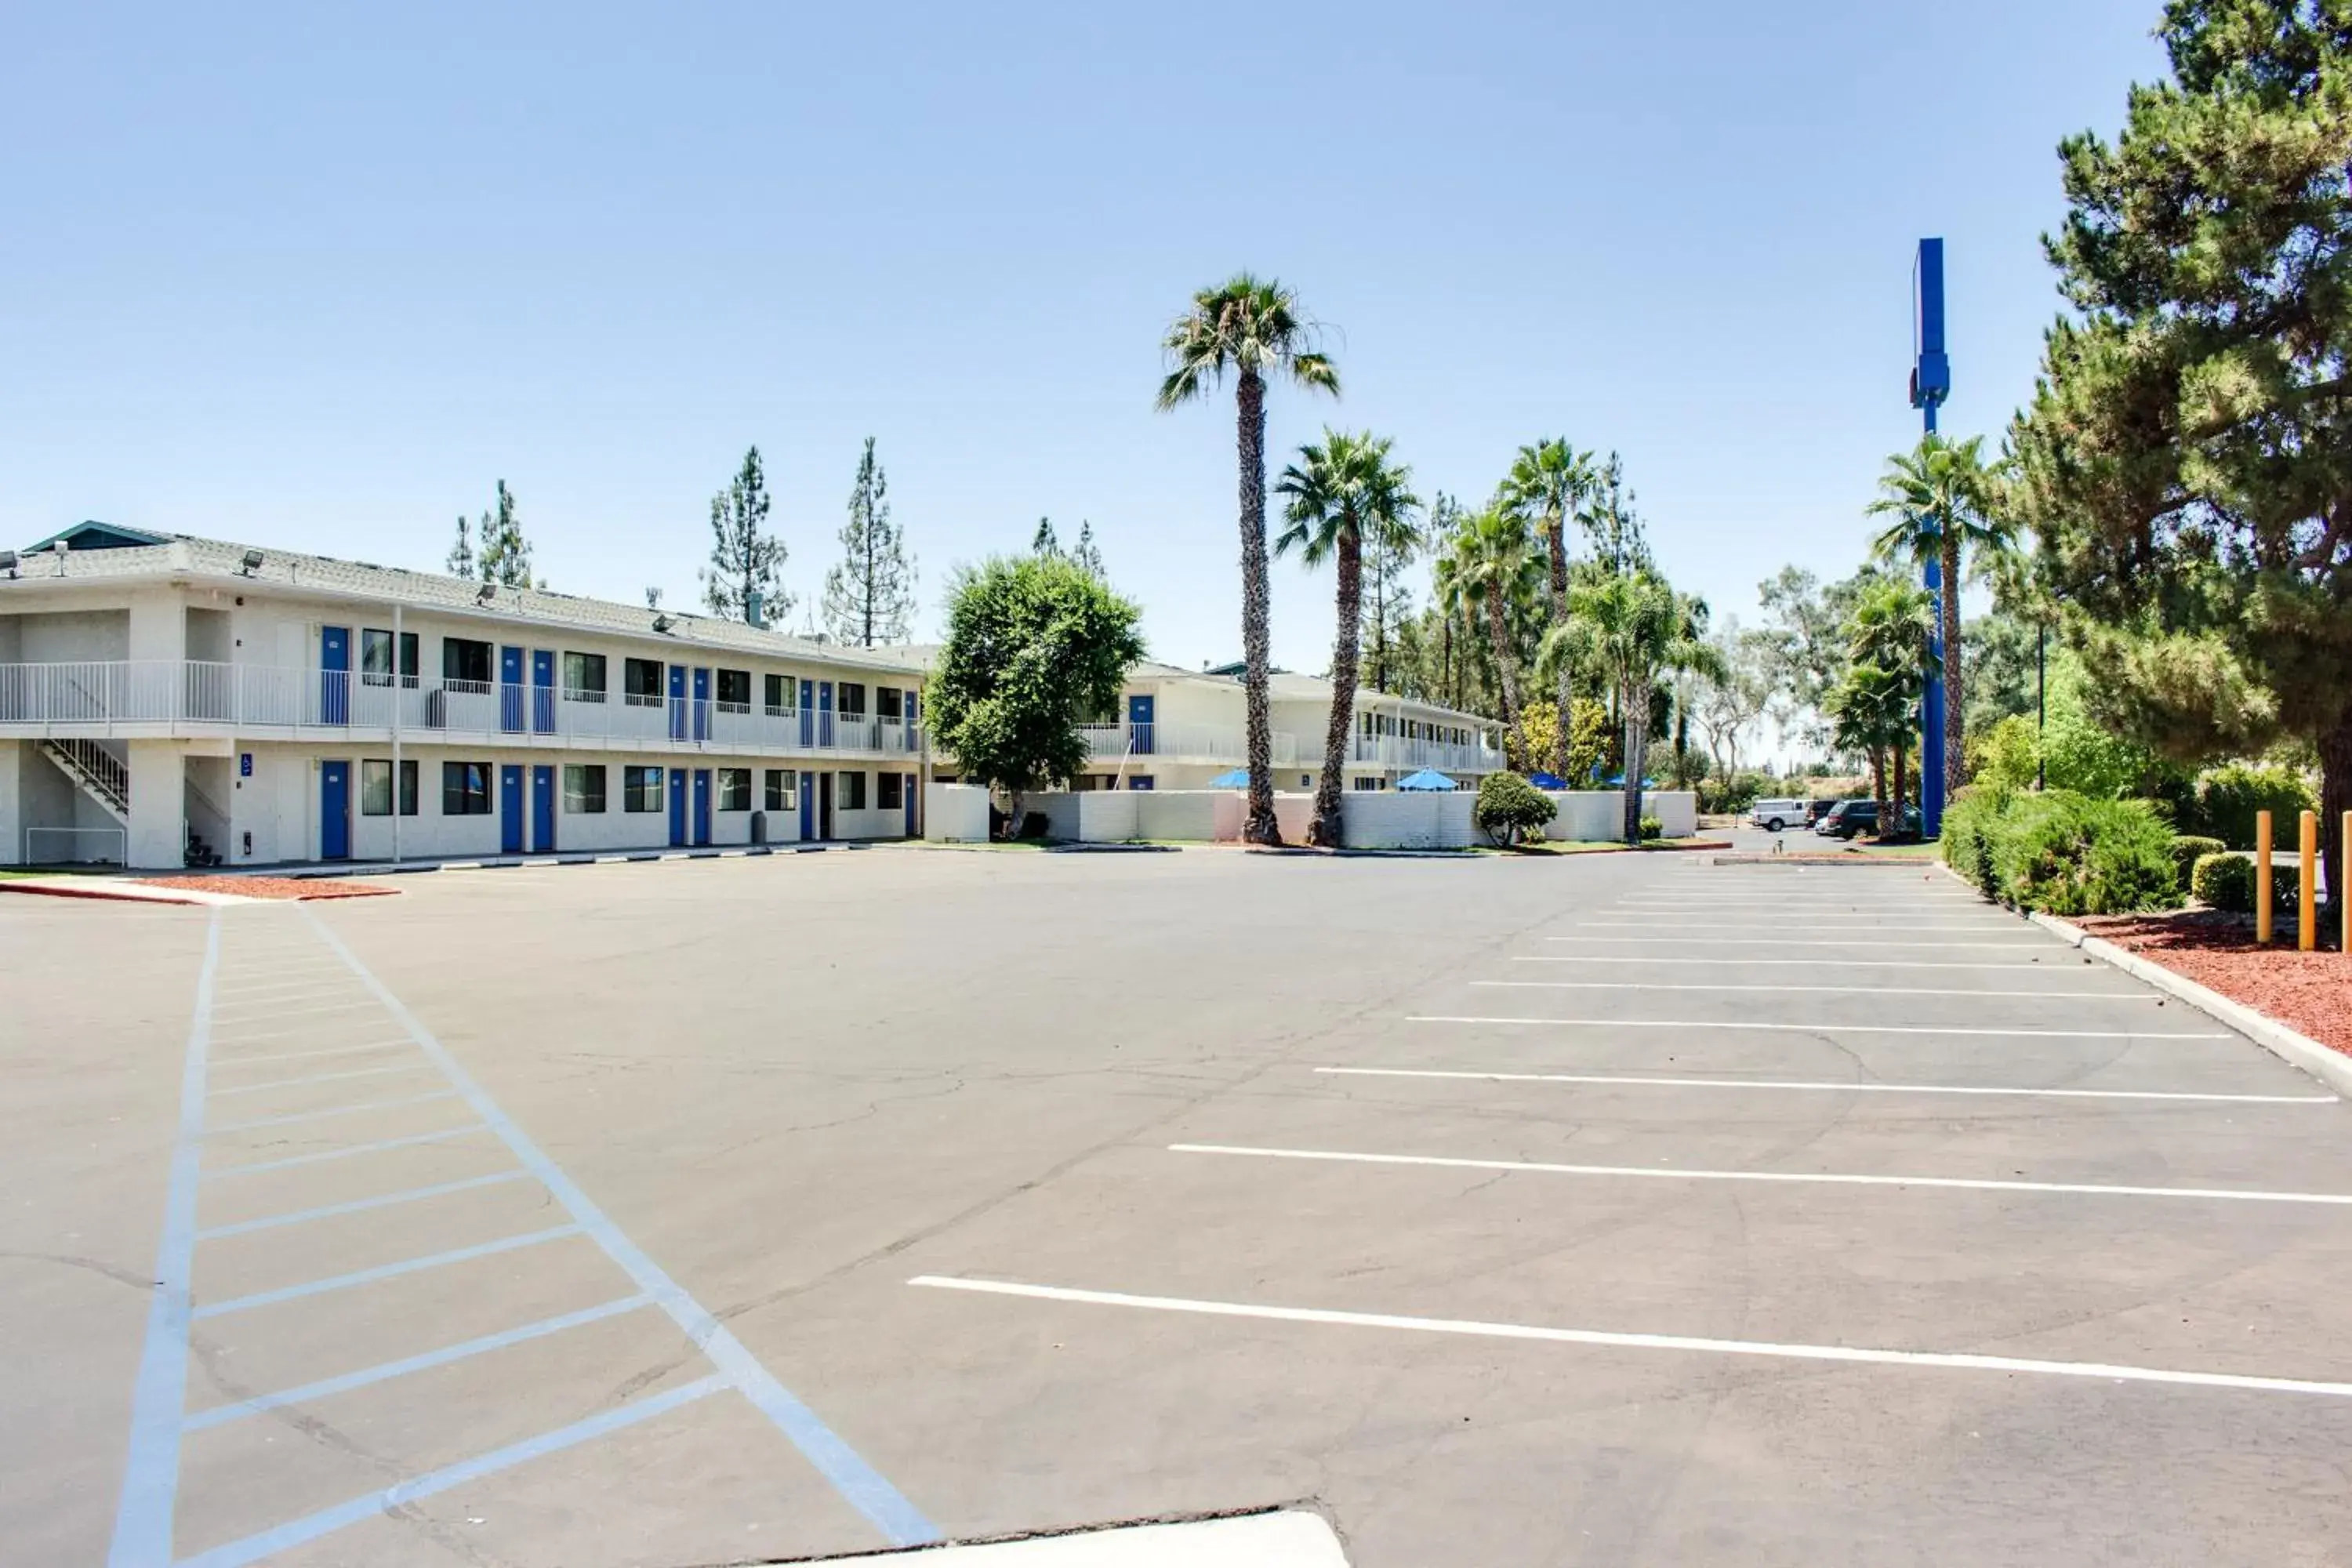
623, 766, 664, 812
838, 771, 867, 810
443, 637, 493, 687
398, 759, 418, 815
563, 652, 608, 701
1128, 776, 1155, 790
877, 772, 903, 810
717, 768, 752, 811
764, 673, 793, 714
622, 658, 664, 706
715, 670, 751, 711
361, 759, 394, 815
837, 682, 867, 718
1354, 777, 1380, 791
441, 760, 492, 815
564, 764, 608, 814
361, 630, 394, 688
877, 687, 902, 721
765, 769, 796, 811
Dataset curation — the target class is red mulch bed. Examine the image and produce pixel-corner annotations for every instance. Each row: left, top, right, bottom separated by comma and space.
2077, 910, 2352, 1056
140, 875, 397, 901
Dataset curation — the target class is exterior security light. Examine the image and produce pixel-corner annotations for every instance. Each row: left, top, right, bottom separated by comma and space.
652, 613, 674, 634
0, 550, 16, 578
475, 582, 497, 603
239, 548, 264, 575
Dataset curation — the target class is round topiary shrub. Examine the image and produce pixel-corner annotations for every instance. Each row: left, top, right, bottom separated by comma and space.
1475, 771, 1557, 848
2172, 835, 2226, 891
2190, 851, 2301, 913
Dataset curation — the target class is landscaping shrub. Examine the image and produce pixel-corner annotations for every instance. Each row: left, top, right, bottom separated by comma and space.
2182, 764, 2318, 849
2171, 835, 2225, 891
1698, 770, 1774, 815
1943, 787, 2180, 914
1475, 771, 1557, 848
1639, 815, 1664, 841
2189, 851, 2301, 913
1018, 810, 1049, 840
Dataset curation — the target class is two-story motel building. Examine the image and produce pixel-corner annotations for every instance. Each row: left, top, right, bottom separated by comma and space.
0, 523, 1507, 870
0, 523, 934, 869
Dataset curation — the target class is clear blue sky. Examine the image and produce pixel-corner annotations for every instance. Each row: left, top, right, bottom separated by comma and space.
2, 2, 2165, 671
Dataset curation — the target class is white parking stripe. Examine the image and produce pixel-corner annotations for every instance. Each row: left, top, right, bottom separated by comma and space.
1472, 980, 2152, 1000
1409, 1015, 2230, 1039
1513, 956, 2080, 970
1548, 938, 2049, 949
1170, 1142, 2352, 1207
1312, 1066, 2336, 1105
909, 1276, 2352, 1401
1572, 922, 2014, 931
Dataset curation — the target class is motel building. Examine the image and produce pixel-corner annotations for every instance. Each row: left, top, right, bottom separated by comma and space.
0, 523, 934, 870
967, 661, 1508, 794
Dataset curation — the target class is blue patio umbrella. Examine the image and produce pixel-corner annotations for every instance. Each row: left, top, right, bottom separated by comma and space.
1396, 769, 1457, 791
1527, 771, 1568, 789
1208, 768, 1250, 787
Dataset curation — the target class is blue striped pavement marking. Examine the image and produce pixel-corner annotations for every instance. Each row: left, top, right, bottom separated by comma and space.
106, 912, 219, 1568
204, 1123, 492, 1179
201, 1088, 461, 1136
174, 1374, 731, 1568
193, 1171, 532, 1240
205, 1062, 426, 1097
182, 1294, 655, 1431
190, 1225, 583, 1319
306, 910, 941, 1548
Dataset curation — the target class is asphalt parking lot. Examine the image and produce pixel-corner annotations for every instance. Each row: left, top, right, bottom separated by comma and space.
9, 844, 2352, 1566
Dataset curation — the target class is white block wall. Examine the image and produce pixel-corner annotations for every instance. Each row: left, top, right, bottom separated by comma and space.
1339, 791, 1479, 848
1135, 790, 1222, 843
925, 783, 989, 842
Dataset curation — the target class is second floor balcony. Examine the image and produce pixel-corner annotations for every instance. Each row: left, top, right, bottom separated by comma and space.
0, 660, 921, 758
1076, 721, 1300, 767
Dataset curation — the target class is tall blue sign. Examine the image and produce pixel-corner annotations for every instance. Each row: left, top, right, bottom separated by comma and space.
1910, 238, 1950, 838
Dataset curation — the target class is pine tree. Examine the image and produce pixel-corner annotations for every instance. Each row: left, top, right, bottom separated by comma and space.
699, 445, 790, 624
1361, 497, 1424, 694
1071, 521, 1105, 579
822, 437, 917, 644
1032, 517, 1060, 557
645, 586, 663, 610
445, 514, 474, 579
476, 481, 534, 588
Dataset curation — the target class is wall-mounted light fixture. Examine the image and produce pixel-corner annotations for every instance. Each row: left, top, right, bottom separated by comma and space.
239, 548, 265, 575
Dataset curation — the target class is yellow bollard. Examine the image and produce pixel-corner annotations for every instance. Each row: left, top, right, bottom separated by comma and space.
2300, 810, 2318, 953
2256, 810, 2273, 944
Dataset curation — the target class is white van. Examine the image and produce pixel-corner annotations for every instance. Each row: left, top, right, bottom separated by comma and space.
1748, 797, 1808, 832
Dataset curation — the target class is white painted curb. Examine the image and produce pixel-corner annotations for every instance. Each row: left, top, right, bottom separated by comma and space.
2024, 910, 2352, 1099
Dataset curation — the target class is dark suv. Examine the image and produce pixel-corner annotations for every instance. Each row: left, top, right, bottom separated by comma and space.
1816, 800, 1922, 840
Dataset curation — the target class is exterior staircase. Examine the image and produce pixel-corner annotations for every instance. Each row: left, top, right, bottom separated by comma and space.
37, 736, 129, 822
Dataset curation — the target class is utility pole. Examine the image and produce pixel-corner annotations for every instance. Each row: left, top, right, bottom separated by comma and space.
1908, 238, 1951, 838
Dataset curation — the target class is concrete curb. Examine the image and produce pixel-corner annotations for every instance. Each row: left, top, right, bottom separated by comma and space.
2024, 909, 2352, 1098
0, 878, 256, 907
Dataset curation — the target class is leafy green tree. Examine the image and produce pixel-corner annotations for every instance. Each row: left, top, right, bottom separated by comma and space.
1157, 273, 1340, 844
1071, 521, 1105, 579
1446, 504, 1544, 753
1475, 771, 1556, 848
1867, 432, 2012, 800
1690, 623, 1774, 782
1360, 489, 1424, 695
475, 481, 534, 588
1502, 438, 1601, 776
822, 437, 916, 645
1274, 430, 1422, 845
1576, 452, 1649, 573
1962, 610, 2044, 737
2012, 0, 2352, 912
701, 445, 790, 624
1542, 570, 1722, 842
1754, 563, 1899, 757
926, 554, 1145, 833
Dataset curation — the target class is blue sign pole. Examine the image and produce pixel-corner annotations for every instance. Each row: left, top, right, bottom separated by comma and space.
1910, 238, 1951, 838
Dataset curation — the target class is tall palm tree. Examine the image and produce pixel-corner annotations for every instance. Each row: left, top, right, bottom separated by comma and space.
1275, 430, 1423, 846
1845, 579, 1939, 836
1541, 570, 1723, 842
1502, 438, 1599, 778
1157, 274, 1340, 844
1830, 664, 1907, 834
1446, 505, 1544, 756
1866, 432, 2010, 804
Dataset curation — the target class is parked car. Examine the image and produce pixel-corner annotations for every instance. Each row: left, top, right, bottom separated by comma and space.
1748, 797, 1809, 832
1816, 800, 1922, 840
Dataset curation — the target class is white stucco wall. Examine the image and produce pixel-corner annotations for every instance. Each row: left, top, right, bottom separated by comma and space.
925, 783, 989, 842
1339, 791, 1479, 849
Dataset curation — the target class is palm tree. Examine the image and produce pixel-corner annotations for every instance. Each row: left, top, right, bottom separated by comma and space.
1276, 430, 1423, 846
1541, 570, 1724, 842
1845, 580, 1939, 836
1829, 664, 1907, 833
1502, 438, 1600, 778
1866, 432, 2010, 804
1446, 505, 1544, 756
1157, 274, 1340, 844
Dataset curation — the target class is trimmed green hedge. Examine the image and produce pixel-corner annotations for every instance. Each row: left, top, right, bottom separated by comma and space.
1942, 786, 2180, 915
2182, 764, 2318, 849
1475, 771, 1557, 847
2172, 835, 2226, 890
2188, 851, 2301, 913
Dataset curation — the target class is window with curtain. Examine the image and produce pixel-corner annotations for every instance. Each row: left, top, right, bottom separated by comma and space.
564, 764, 608, 813
717, 768, 752, 810
441, 761, 492, 815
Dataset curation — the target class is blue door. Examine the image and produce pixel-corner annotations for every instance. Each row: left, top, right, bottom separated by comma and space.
903, 773, 917, 837
1127, 693, 1154, 753
500, 646, 525, 732
320, 626, 350, 725
500, 764, 524, 852
818, 681, 834, 747
321, 760, 350, 859
532, 764, 555, 852
798, 680, 814, 747
668, 666, 688, 740
692, 668, 710, 742
668, 768, 687, 846
798, 771, 815, 840
692, 768, 712, 845
532, 649, 556, 734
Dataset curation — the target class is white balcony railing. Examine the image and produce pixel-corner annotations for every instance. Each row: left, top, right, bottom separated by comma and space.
1079, 722, 1299, 768
0, 659, 915, 758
